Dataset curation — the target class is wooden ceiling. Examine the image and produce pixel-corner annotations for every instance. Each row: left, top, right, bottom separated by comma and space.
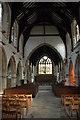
8, 2, 80, 65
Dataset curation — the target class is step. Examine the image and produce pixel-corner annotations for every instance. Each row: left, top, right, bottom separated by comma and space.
39, 85, 52, 91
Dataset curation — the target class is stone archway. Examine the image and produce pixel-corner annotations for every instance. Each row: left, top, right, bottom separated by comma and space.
75, 54, 80, 86
7, 56, 16, 88
69, 60, 75, 86
0, 44, 7, 93
16, 61, 22, 86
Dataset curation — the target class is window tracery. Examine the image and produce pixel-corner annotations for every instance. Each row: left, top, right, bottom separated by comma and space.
38, 56, 52, 74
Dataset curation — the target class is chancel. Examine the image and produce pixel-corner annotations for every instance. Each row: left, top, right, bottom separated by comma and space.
0, 1, 80, 120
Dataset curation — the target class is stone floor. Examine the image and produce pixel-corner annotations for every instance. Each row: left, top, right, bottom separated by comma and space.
0, 85, 78, 120
24, 85, 77, 119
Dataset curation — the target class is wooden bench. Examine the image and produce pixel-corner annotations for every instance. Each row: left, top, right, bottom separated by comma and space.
52, 84, 80, 97
2, 94, 30, 119
61, 94, 80, 117
69, 99, 79, 117
4, 83, 38, 98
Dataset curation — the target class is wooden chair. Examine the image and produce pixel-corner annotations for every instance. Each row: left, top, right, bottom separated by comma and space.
25, 94, 32, 106
69, 99, 79, 117
17, 94, 29, 117
2, 109, 17, 119
64, 96, 73, 111
2, 94, 21, 119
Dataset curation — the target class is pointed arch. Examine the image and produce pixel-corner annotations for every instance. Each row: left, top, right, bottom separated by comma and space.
75, 54, 80, 86
7, 55, 16, 88
0, 44, 7, 93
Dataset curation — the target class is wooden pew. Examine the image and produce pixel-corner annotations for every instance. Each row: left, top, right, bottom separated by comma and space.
69, 98, 79, 117
2, 94, 30, 119
61, 94, 80, 117
52, 84, 80, 97
4, 83, 38, 98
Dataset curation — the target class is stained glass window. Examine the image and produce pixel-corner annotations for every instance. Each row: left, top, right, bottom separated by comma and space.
38, 56, 52, 74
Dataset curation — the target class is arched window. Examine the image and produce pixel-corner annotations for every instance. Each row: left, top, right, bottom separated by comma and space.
76, 24, 79, 42
11, 20, 18, 48
19, 34, 23, 55
66, 32, 71, 55
38, 56, 52, 74
71, 18, 80, 48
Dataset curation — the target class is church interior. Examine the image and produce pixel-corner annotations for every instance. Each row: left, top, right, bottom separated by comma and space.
0, 1, 80, 120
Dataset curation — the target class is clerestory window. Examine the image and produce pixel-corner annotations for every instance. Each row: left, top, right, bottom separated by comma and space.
0, 3, 2, 27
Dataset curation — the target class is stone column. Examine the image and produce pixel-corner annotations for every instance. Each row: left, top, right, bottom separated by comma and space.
2, 74, 7, 91
11, 73, 16, 87
54, 65, 56, 76
34, 65, 37, 76
22, 66, 24, 80
33, 65, 35, 82
0, 44, 2, 93
30, 63, 32, 83
0, 76, 2, 94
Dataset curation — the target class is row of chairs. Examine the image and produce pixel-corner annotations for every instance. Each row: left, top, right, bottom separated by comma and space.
2, 94, 32, 119
61, 94, 80, 117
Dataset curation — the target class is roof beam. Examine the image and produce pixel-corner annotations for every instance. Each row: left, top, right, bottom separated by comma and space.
29, 34, 60, 37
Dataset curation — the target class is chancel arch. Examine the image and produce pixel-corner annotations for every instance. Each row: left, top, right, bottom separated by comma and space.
7, 55, 16, 88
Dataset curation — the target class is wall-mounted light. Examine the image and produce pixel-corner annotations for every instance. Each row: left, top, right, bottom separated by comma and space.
13, 52, 16, 54
2, 30, 6, 34
0, 41, 6, 45
69, 57, 71, 60
19, 58, 21, 60
76, 51, 79, 54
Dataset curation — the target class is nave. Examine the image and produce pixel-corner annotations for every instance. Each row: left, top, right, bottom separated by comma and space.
0, 2, 80, 120
24, 85, 76, 119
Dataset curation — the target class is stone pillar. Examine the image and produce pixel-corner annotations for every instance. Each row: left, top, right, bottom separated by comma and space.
2, 74, 7, 91
52, 62, 54, 75
0, 76, 2, 94
64, 61, 69, 86
22, 66, 24, 80
30, 63, 32, 83
34, 65, 37, 76
11, 74, 16, 87
0, 44, 2, 93
33, 65, 35, 82
54, 65, 56, 76
56, 65, 58, 76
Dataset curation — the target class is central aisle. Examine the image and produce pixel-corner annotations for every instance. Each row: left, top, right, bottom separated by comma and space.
25, 85, 69, 119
